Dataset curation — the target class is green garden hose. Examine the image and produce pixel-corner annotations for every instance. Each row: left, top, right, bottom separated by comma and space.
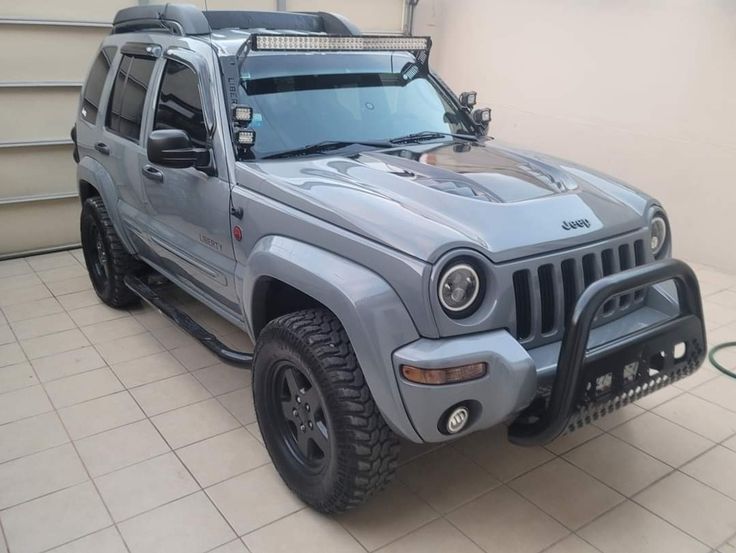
708, 342, 736, 379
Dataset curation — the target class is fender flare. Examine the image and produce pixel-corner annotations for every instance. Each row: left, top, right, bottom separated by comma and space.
241, 235, 422, 442
77, 156, 137, 254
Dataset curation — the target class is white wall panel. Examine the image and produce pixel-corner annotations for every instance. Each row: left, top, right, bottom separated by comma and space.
0, 88, 80, 143
0, 0, 406, 256
286, 0, 404, 32
0, 24, 108, 82
0, 144, 76, 200
414, 0, 736, 273
0, 200, 80, 256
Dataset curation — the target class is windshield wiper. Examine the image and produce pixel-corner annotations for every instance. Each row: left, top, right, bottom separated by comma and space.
388, 131, 478, 144
261, 140, 393, 160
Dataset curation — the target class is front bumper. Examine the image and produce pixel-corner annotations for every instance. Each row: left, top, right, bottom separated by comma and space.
393, 259, 706, 444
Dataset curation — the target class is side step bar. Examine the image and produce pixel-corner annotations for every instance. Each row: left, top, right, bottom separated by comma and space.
124, 274, 253, 368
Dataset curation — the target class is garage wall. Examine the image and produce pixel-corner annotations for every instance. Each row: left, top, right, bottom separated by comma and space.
414, 0, 736, 273
0, 0, 405, 258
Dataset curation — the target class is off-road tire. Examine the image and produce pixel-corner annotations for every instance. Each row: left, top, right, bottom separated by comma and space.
80, 196, 139, 308
253, 308, 400, 513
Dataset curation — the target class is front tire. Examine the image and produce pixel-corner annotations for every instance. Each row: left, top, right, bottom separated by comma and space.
80, 196, 139, 308
253, 308, 399, 513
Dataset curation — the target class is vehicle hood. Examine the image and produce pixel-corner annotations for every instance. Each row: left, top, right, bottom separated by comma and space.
236, 141, 652, 263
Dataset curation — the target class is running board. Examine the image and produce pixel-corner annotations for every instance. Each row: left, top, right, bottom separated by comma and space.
124, 273, 253, 368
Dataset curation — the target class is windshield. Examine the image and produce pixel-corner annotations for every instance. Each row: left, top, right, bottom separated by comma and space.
238, 51, 474, 158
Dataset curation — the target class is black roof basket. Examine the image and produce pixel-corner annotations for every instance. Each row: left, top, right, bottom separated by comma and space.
112, 4, 361, 36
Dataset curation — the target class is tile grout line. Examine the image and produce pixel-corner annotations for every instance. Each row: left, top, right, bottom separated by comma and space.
102, 334, 250, 551
2, 263, 136, 552
505, 455, 628, 532
4, 253, 736, 552
441, 483, 562, 553
441, 426, 728, 552
27, 346, 134, 553
716, 527, 736, 552
0, 516, 9, 553
0, 306, 134, 553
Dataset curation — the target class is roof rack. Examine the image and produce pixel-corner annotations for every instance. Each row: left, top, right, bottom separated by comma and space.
111, 4, 361, 37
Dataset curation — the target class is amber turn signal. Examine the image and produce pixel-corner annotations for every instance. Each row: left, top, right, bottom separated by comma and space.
400, 362, 487, 385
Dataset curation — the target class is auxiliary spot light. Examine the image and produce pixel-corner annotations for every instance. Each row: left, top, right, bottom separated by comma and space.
233, 105, 253, 124
237, 130, 256, 146
472, 108, 492, 125
459, 91, 477, 109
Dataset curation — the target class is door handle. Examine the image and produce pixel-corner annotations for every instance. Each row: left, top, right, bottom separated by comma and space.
142, 164, 164, 182
94, 142, 110, 155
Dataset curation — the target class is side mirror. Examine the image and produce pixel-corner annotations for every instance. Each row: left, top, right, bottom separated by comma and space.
147, 129, 210, 169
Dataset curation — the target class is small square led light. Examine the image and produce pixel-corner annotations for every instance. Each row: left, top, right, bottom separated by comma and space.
459, 91, 477, 108
233, 105, 253, 123
237, 130, 256, 146
472, 108, 492, 125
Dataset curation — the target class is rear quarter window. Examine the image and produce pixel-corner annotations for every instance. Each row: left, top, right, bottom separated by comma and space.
81, 46, 117, 124
105, 54, 156, 142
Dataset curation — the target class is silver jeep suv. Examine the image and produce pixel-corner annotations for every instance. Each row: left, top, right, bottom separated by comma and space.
72, 4, 706, 512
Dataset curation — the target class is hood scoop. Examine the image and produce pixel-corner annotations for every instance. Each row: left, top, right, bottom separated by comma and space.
371, 142, 579, 203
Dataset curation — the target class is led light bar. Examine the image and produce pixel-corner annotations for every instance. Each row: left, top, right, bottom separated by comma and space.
251, 34, 430, 52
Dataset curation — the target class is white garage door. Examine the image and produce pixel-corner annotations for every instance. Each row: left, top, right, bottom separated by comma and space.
0, 0, 406, 258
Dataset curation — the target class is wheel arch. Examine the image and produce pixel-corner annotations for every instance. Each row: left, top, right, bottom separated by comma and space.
241, 236, 422, 442
77, 156, 137, 254
251, 277, 327, 339
79, 179, 100, 203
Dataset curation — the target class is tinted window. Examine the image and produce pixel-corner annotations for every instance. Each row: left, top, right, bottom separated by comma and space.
238, 52, 474, 158
81, 46, 116, 124
106, 54, 156, 142
154, 60, 207, 148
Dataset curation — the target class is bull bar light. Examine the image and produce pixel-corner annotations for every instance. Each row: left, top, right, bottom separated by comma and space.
251, 34, 431, 52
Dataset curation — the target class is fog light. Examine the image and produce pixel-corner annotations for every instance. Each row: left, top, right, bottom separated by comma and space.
445, 405, 470, 434
401, 362, 487, 385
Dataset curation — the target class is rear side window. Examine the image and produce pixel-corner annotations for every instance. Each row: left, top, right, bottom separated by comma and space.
154, 60, 207, 148
81, 46, 117, 124
106, 54, 156, 142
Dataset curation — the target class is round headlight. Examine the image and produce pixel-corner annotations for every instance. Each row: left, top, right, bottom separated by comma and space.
650, 215, 668, 258
439, 262, 482, 316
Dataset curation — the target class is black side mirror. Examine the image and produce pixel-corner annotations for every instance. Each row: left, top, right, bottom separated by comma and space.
147, 129, 210, 169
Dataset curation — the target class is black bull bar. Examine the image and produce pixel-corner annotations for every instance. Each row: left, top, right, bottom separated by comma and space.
508, 259, 706, 446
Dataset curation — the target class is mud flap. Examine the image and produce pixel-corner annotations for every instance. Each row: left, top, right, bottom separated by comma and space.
508, 259, 706, 446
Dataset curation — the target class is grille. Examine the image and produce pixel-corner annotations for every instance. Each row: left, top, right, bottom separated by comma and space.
512, 239, 647, 344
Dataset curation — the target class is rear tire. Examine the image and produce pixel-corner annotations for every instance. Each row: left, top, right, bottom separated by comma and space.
253, 308, 399, 513
80, 196, 139, 308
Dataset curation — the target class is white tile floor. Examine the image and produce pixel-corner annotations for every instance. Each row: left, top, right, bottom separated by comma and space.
1, 249, 736, 553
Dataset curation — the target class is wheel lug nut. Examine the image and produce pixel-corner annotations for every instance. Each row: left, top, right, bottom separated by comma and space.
296, 396, 301, 403
308, 421, 313, 429
300, 424, 306, 432
305, 404, 310, 412
292, 409, 298, 416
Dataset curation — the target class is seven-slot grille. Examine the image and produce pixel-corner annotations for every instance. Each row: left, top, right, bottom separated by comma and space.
512, 239, 648, 344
